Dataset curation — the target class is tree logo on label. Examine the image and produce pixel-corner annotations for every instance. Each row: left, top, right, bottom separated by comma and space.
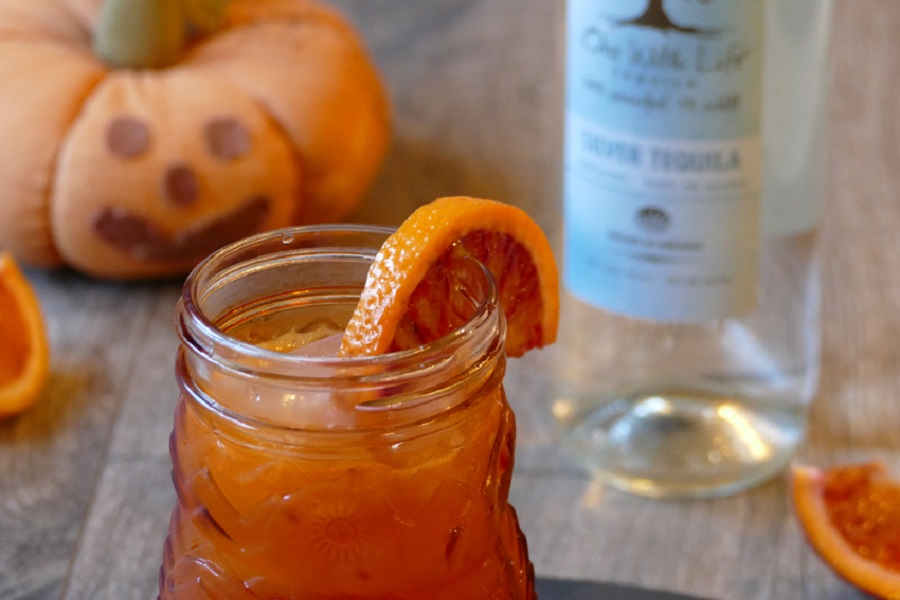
617, 0, 719, 36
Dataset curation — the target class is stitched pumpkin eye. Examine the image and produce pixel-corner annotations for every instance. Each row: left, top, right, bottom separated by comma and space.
205, 118, 250, 160
106, 117, 151, 159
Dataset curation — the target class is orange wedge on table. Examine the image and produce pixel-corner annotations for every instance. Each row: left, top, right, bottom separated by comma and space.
340, 196, 559, 358
792, 462, 900, 599
0, 253, 50, 419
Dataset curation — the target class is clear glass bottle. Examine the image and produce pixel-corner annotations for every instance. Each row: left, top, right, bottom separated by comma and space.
554, 0, 831, 498
159, 225, 535, 598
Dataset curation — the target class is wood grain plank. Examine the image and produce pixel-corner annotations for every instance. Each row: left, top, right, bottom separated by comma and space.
105, 284, 182, 460
0, 272, 171, 599
509, 470, 874, 600
806, 0, 900, 463
56, 285, 181, 599
63, 460, 173, 600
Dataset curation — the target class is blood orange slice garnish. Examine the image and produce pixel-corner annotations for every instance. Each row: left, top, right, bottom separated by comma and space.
0, 252, 50, 419
339, 196, 558, 358
792, 462, 900, 599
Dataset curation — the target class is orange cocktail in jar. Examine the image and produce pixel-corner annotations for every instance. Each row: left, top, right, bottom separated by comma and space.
158, 218, 546, 599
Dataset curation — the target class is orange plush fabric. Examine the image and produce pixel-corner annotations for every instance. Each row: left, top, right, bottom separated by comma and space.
0, 0, 390, 279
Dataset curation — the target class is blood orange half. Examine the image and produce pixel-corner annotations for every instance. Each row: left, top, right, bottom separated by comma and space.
339, 196, 558, 358
792, 462, 900, 599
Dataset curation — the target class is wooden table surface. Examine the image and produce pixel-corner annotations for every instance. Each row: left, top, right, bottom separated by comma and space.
2, 1, 898, 598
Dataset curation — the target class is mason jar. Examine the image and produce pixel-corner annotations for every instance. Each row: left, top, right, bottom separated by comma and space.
158, 225, 535, 599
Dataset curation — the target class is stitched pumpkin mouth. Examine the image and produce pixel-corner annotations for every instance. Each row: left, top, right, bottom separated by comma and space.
92, 195, 271, 262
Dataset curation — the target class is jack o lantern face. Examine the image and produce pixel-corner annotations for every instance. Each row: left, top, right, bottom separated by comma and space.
51, 70, 299, 279
92, 115, 273, 262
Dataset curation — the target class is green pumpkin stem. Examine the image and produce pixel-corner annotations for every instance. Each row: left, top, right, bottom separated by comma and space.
93, 0, 231, 69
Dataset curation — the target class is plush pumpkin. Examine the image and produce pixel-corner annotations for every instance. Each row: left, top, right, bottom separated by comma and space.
0, 0, 389, 279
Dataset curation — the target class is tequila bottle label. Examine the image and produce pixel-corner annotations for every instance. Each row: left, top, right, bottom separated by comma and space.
564, 0, 765, 321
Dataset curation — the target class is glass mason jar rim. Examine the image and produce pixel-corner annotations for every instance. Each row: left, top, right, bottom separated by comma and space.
176, 224, 507, 424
